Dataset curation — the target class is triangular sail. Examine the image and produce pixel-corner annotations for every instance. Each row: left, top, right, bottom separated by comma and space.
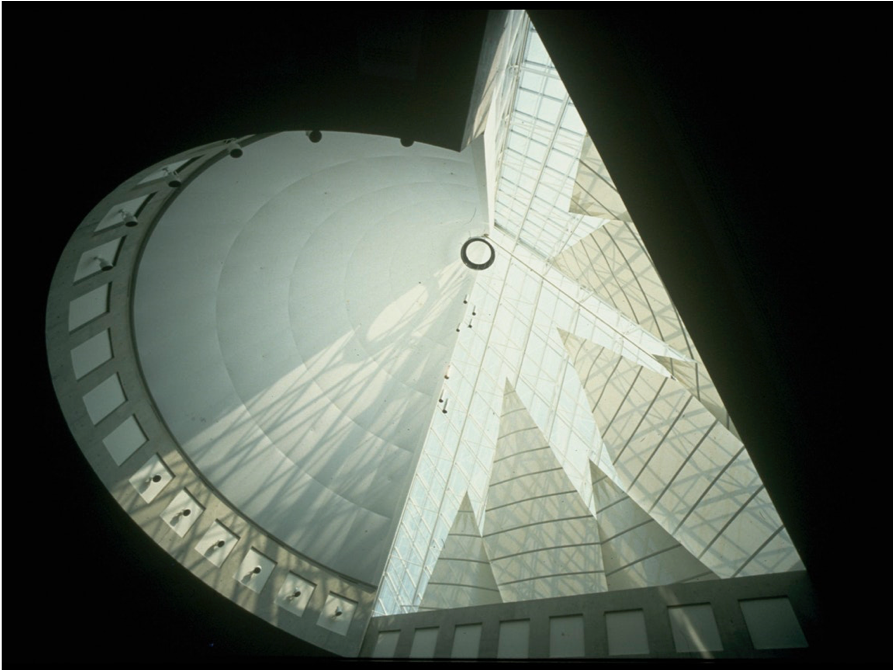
420, 494, 503, 610
483, 380, 607, 601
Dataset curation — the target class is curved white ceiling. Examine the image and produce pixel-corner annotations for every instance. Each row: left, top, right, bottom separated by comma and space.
133, 132, 486, 584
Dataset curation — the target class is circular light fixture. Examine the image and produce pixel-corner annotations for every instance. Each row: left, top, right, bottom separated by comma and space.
460, 236, 495, 270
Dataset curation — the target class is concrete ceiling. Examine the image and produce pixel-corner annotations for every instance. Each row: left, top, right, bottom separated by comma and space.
133, 132, 484, 585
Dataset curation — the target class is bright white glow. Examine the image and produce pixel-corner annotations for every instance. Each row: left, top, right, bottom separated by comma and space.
374, 14, 800, 617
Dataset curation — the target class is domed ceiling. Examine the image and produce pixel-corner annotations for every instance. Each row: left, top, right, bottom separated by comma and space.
133, 132, 486, 584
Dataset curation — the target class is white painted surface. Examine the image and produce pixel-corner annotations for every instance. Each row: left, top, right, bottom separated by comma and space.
235, 548, 275, 594
128, 454, 172, 503
318, 591, 357, 636
276, 573, 315, 617
161, 489, 203, 537
195, 521, 239, 567
133, 132, 484, 585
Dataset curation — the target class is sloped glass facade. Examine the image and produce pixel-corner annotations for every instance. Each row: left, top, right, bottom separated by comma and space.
375, 16, 801, 617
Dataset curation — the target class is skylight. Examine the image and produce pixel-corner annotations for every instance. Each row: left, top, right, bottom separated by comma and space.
374, 16, 801, 616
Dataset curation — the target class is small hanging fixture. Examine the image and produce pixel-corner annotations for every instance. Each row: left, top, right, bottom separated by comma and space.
227, 139, 244, 158
120, 210, 138, 227
162, 167, 182, 187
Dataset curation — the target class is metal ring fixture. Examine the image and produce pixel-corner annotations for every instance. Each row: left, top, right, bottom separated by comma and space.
460, 236, 495, 270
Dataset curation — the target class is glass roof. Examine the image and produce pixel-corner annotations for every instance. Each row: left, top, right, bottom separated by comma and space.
374, 16, 801, 616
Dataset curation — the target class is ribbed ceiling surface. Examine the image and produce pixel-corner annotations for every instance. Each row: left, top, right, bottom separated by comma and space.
133, 132, 486, 584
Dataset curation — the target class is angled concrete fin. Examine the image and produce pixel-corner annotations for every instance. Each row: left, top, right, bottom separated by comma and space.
420, 493, 502, 610
551, 223, 695, 368
482, 381, 606, 602
590, 461, 716, 591
563, 332, 799, 580
653, 354, 737, 437
569, 135, 630, 222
